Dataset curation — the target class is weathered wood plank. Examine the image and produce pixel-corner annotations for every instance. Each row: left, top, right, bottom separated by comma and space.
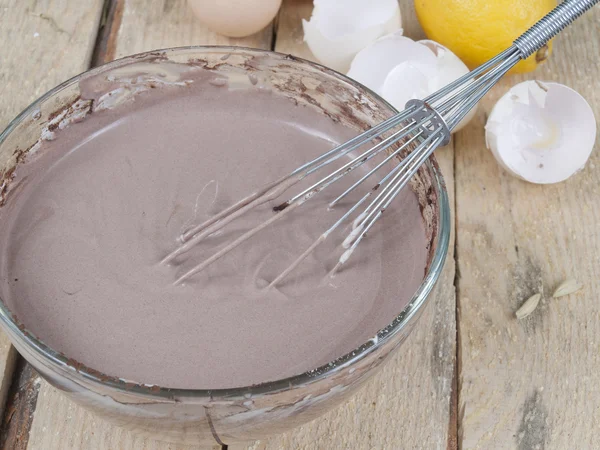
233, 1, 458, 448
455, 7, 600, 450
0, 359, 41, 450
0, 0, 106, 130
0, 0, 106, 422
25, 0, 274, 448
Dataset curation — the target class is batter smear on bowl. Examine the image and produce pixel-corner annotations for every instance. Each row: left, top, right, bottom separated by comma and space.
0, 62, 428, 389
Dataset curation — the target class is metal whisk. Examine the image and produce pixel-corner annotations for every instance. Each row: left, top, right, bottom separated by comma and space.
164, 0, 598, 286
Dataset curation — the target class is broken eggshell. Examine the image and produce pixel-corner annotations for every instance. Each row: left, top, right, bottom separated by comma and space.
486, 80, 597, 184
347, 32, 475, 131
302, 0, 401, 73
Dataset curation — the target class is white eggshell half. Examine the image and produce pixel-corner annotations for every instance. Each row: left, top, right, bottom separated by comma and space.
303, 0, 401, 73
347, 34, 473, 132
486, 80, 597, 184
348, 32, 436, 93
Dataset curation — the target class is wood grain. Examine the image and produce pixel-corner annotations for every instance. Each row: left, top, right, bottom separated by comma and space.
455, 7, 600, 450
25, 0, 273, 448
232, 1, 458, 448
0, 0, 106, 421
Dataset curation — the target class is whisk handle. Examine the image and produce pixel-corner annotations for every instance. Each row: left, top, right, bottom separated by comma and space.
514, 0, 599, 58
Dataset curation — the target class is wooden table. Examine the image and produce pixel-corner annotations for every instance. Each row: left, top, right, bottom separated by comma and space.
0, 1, 598, 448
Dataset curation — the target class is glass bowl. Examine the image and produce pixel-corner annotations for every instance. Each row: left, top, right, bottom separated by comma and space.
0, 46, 450, 445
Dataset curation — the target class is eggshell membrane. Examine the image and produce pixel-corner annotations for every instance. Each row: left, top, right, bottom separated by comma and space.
303, 0, 401, 73
486, 81, 597, 184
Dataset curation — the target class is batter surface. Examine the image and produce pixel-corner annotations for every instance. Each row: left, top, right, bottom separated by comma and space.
0, 67, 428, 389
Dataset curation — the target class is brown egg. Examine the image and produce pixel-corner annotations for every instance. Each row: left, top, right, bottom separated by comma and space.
188, 0, 282, 38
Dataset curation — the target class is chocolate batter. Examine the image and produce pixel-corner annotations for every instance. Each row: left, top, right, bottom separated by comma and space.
0, 66, 428, 389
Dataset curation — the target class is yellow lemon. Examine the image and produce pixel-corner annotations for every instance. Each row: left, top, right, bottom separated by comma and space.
414, 0, 556, 73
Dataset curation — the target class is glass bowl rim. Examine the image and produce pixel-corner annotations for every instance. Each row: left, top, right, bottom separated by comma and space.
0, 45, 450, 401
